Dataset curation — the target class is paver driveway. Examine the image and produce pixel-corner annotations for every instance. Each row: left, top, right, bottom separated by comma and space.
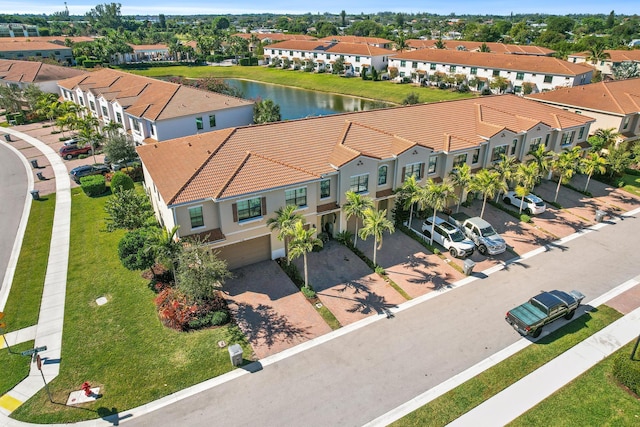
294, 240, 406, 326
223, 260, 331, 360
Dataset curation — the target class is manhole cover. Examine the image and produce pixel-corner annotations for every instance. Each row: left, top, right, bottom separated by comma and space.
217, 340, 227, 348
315, 303, 323, 308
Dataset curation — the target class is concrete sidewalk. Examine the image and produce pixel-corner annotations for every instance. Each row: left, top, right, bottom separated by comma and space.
0, 128, 71, 416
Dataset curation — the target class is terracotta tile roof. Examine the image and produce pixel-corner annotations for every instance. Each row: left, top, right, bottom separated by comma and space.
319, 36, 392, 45
129, 44, 169, 51
392, 49, 592, 76
182, 228, 226, 242
2, 36, 95, 44
57, 68, 253, 121
0, 59, 86, 83
317, 202, 340, 213
139, 95, 593, 206
569, 50, 640, 62
406, 40, 554, 56
0, 40, 72, 52
526, 78, 640, 115
233, 33, 317, 42
267, 40, 393, 56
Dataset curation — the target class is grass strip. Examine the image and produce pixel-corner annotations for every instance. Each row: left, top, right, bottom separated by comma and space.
123, 65, 475, 105
0, 341, 35, 396
11, 188, 251, 423
3, 194, 56, 332
391, 305, 622, 426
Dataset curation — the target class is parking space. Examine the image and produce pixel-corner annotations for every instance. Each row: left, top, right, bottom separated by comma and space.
294, 240, 407, 326
223, 260, 332, 360
356, 231, 465, 298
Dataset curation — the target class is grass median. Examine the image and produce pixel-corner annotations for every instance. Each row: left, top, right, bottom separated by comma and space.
0, 341, 35, 396
11, 188, 251, 423
123, 65, 475, 105
391, 305, 622, 426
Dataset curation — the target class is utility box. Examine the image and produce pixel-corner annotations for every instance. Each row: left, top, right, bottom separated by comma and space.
30, 190, 40, 200
595, 210, 606, 223
228, 344, 243, 367
463, 259, 475, 276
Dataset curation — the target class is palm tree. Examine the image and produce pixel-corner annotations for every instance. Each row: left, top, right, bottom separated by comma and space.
586, 44, 611, 65
593, 128, 620, 150
397, 175, 420, 228
287, 220, 323, 289
146, 225, 181, 280
424, 179, 456, 246
343, 191, 374, 247
470, 169, 507, 218
267, 205, 305, 262
359, 208, 395, 266
527, 144, 553, 181
103, 120, 122, 138
580, 152, 607, 193
492, 154, 517, 202
551, 147, 581, 203
513, 162, 539, 214
395, 33, 408, 52
449, 163, 472, 213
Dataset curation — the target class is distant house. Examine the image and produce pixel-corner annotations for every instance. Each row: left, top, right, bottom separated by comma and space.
526, 78, 640, 143
0, 59, 86, 93
137, 95, 593, 270
0, 39, 74, 64
389, 49, 593, 93
0, 23, 39, 38
567, 49, 640, 77
406, 39, 554, 56
318, 35, 393, 49
233, 33, 317, 45
57, 68, 255, 144
114, 44, 170, 63
264, 40, 393, 76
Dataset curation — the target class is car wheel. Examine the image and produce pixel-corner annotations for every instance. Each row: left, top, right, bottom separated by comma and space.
526, 208, 533, 215
65, 154, 73, 160
532, 326, 543, 338
449, 247, 457, 257
564, 309, 576, 320
503, 196, 511, 205
478, 245, 488, 255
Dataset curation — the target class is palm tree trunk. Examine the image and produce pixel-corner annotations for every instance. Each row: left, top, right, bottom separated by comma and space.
430, 211, 437, 245
354, 221, 359, 247
585, 174, 592, 192
519, 196, 524, 214
408, 204, 414, 228
555, 178, 562, 203
303, 253, 309, 288
481, 195, 487, 218
373, 239, 377, 265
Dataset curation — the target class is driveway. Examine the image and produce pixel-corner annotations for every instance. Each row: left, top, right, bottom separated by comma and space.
222, 260, 331, 360
356, 231, 464, 298
294, 240, 406, 326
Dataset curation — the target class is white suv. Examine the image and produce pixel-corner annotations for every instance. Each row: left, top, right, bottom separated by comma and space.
422, 216, 475, 258
503, 191, 546, 215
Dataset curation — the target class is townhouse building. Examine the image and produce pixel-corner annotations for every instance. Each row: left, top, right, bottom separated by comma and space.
568, 49, 640, 77
318, 36, 393, 49
389, 49, 593, 93
0, 59, 86, 93
406, 39, 554, 56
0, 39, 74, 64
57, 68, 255, 144
114, 44, 170, 63
264, 40, 394, 76
526, 78, 640, 143
137, 95, 593, 270
0, 23, 39, 38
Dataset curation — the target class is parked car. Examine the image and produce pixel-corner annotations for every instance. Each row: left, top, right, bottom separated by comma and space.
59, 144, 92, 160
69, 164, 110, 183
503, 191, 546, 215
109, 156, 141, 171
63, 137, 80, 146
449, 212, 507, 255
421, 216, 475, 258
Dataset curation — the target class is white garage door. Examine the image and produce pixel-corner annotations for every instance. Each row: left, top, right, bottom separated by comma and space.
217, 235, 271, 270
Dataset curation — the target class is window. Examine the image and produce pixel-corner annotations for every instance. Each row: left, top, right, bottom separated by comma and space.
578, 127, 585, 139
543, 75, 553, 83
492, 145, 508, 161
378, 166, 388, 185
412, 61, 417, 69
529, 137, 542, 151
356, 56, 360, 62
516, 72, 524, 80
285, 187, 307, 208
492, 70, 500, 77
320, 179, 330, 198
453, 154, 467, 167
623, 116, 630, 130
545, 134, 550, 146
428, 156, 438, 174
150, 124, 155, 136
511, 139, 518, 155
472, 149, 480, 164
196, 117, 203, 130
400, 60, 406, 67
449, 65, 456, 72
561, 130, 575, 146
132, 120, 140, 132
78, 96, 84, 106
350, 174, 369, 193
470, 67, 477, 75
89, 100, 96, 111
188, 206, 204, 228
209, 115, 216, 128
404, 163, 424, 180
236, 197, 263, 221
313, 53, 317, 58
430, 63, 436, 70
116, 112, 122, 123
101, 105, 108, 116
514, 86, 522, 93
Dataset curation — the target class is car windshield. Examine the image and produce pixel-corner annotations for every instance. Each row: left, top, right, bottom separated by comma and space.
450, 230, 466, 242
535, 201, 545, 207
480, 226, 496, 236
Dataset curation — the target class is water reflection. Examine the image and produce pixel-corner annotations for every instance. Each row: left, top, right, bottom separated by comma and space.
224, 79, 388, 120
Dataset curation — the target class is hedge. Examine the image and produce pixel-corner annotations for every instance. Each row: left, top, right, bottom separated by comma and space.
79, 175, 106, 197
612, 351, 640, 396
110, 171, 134, 193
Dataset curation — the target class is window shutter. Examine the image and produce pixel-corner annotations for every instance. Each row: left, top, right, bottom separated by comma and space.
261, 197, 267, 216
420, 163, 425, 179
232, 203, 238, 222
401, 167, 406, 182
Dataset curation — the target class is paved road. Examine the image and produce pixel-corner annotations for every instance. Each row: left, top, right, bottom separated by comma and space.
0, 142, 28, 297
124, 213, 640, 427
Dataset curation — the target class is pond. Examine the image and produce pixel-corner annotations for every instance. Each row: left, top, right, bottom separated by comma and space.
223, 79, 390, 120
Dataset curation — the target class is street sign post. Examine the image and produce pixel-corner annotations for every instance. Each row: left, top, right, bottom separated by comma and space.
20, 346, 47, 357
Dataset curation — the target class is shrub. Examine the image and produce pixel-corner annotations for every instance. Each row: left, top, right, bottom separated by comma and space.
118, 228, 156, 271
79, 175, 106, 197
78, 154, 88, 159
335, 230, 354, 246
121, 165, 143, 182
375, 265, 386, 275
433, 248, 441, 255
301, 285, 316, 299
188, 310, 230, 329
520, 214, 532, 223
110, 171, 134, 193
612, 352, 640, 396
155, 288, 197, 331
82, 59, 102, 68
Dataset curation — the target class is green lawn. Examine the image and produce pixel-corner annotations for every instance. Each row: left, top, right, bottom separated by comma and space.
123, 65, 475, 105
3, 195, 56, 332
510, 341, 640, 426
391, 305, 622, 427
0, 341, 34, 396
618, 173, 640, 197
11, 188, 251, 423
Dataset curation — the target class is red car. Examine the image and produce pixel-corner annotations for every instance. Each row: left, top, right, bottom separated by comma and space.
59, 144, 92, 160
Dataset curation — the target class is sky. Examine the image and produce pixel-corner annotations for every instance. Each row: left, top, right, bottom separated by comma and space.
1, 0, 637, 17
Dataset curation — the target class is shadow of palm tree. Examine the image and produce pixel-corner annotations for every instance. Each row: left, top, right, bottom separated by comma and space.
346, 291, 398, 315
231, 302, 313, 348
335, 279, 370, 295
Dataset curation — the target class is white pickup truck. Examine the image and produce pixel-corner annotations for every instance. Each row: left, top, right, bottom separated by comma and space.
421, 216, 475, 258
449, 212, 507, 256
